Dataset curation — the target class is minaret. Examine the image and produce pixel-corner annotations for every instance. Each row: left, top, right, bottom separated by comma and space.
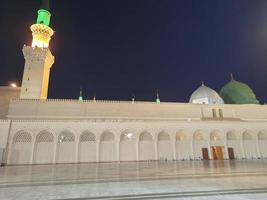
20, 0, 54, 99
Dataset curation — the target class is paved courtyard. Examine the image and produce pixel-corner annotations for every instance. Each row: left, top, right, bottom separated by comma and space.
0, 160, 267, 199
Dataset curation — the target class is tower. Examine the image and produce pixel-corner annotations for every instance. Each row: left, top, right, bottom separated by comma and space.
20, 0, 54, 99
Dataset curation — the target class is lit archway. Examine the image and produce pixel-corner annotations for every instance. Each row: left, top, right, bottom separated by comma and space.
226, 131, 241, 159
34, 130, 55, 164
193, 131, 207, 160
119, 130, 136, 161
57, 130, 76, 163
9, 131, 32, 164
175, 131, 190, 160
242, 131, 257, 159
100, 131, 116, 162
79, 131, 96, 162
139, 131, 154, 161
157, 131, 172, 160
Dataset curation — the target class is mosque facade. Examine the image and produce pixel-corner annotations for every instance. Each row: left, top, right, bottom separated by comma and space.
0, 1, 267, 165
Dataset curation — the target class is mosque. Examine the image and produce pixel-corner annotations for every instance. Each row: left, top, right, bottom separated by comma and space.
0, 0, 267, 165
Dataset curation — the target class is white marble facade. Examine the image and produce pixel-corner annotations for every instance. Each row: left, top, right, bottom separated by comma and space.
1, 99, 267, 165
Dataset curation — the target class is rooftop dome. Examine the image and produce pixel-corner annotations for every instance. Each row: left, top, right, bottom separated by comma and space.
220, 76, 259, 104
189, 83, 224, 104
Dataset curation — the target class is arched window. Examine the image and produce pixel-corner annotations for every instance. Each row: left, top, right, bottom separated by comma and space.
158, 132, 170, 141
176, 131, 186, 141
100, 131, 115, 141
226, 131, 237, 140
80, 131, 96, 142
193, 132, 204, 140
139, 131, 153, 141
13, 131, 32, 143
120, 131, 135, 141
243, 131, 253, 140
58, 130, 75, 142
210, 132, 221, 141
36, 131, 54, 143
258, 131, 267, 140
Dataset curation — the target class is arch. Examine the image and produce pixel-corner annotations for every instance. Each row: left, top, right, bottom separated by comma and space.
158, 131, 172, 160
120, 131, 136, 161
100, 131, 115, 141
139, 131, 153, 141
13, 131, 32, 143
175, 131, 190, 160
176, 132, 186, 141
100, 131, 116, 162
9, 131, 32, 164
243, 131, 253, 140
139, 131, 154, 160
227, 131, 237, 140
158, 132, 170, 141
242, 130, 257, 159
210, 131, 221, 141
58, 130, 75, 142
36, 131, 54, 143
79, 131, 97, 163
57, 130, 76, 163
193, 132, 204, 141
34, 130, 55, 164
80, 131, 96, 142
258, 131, 267, 140
258, 130, 267, 158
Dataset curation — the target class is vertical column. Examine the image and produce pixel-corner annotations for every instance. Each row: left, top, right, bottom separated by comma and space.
53, 142, 58, 163
172, 139, 176, 160
154, 139, 158, 160
256, 139, 262, 158
190, 140, 194, 160
224, 141, 229, 160
75, 140, 79, 163
30, 141, 36, 164
207, 141, 212, 160
240, 140, 245, 159
136, 141, 139, 161
96, 141, 100, 162
117, 140, 120, 162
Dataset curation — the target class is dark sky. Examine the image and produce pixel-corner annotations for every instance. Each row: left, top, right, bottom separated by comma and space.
1, 0, 267, 103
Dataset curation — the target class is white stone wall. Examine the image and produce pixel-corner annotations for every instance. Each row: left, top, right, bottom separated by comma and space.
0, 120, 11, 164
0, 87, 20, 119
3, 119, 267, 165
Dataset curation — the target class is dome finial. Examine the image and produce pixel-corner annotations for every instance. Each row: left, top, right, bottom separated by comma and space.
78, 87, 83, 101
132, 94, 135, 104
230, 73, 234, 80
156, 89, 160, 104
201, 81, 204, 86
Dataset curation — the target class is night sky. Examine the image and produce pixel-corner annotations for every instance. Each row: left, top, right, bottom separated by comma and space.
1, 0, 267, 103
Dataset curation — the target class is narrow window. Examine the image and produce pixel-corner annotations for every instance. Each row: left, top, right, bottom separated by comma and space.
212, 109, 217, 118
219, 109, 223, 118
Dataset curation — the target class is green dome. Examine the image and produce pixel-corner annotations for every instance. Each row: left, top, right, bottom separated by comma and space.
220, 78, 259, 104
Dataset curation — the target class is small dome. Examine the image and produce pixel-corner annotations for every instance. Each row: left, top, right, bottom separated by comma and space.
220, 78, 259, 104
189, 83, 224, 104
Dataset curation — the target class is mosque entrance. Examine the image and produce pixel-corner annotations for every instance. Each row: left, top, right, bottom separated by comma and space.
212, 146, 224, 160
228, 148, 235, 160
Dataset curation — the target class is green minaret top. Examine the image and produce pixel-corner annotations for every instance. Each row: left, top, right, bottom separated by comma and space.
36, 0, 51, 26
156, 90, 160, 104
